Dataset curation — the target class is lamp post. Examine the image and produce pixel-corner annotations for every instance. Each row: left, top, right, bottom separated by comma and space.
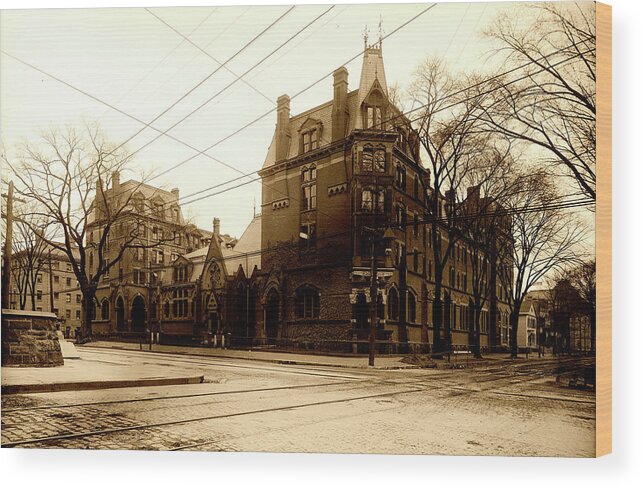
363, 225, 395, 367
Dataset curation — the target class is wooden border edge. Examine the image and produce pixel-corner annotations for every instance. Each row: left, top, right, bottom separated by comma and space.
595, 1, 612, 458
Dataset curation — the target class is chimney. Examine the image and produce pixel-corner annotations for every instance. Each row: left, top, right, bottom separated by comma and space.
111, 171, 120, 191
171, 187, 180, 200
332, 67, 349, 141
212, 217, 220, 237
276, 94, 291, 161
467, 186, 481, 202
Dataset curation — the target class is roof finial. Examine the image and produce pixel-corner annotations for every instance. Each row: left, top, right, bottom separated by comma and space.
253, 197, 256, 218
378, 16, 384, 49
363, 24, 369, 49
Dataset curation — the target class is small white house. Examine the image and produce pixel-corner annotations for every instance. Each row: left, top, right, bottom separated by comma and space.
518, 302, 538, 350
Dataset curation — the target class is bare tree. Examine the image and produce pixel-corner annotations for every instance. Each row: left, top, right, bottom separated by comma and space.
567, 259, 596, 353
496, 169, 586, 357
3, 124, 187, 340
408, 58, 488, 354
10, 209, 53, 310
484, 2, 596, 200
461, 143, 517, 358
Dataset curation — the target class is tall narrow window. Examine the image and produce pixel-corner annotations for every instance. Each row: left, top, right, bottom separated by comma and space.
387, 288, 399, 321
366, 106, 382, 128
301, 166, 317, 211
101, 300, 110, 320
408, 292, 417, 323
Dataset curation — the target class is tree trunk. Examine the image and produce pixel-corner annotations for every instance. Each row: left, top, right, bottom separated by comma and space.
80, 290, 96, 342
473, 307, 482, 359
420, 284, 430, 354
432, 291, 443, 357
590, 309, 596, 354
510, 306, 521, 358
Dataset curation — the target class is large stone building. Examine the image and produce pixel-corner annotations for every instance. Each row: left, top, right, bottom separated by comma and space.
77, 43, 513, 353
253, 43, 512, 353
87, 173, 215, 338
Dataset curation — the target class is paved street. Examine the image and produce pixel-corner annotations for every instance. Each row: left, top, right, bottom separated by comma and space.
1, 348, 595, 456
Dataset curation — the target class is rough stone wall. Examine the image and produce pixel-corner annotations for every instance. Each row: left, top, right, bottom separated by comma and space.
1, 310, 64, 367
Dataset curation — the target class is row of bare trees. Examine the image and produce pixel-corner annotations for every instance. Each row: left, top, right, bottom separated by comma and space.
405, 2, 594, 357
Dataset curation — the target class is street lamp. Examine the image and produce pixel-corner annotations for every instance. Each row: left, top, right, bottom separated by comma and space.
364, 225, 395, 367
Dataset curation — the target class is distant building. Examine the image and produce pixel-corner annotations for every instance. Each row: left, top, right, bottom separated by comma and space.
87, 172, 214, 337
9, 244, 82, 337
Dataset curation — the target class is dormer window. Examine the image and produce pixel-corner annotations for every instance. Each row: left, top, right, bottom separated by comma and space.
366, 105, 383, 128
302, 129, 318, 153
174, 265, 188, 282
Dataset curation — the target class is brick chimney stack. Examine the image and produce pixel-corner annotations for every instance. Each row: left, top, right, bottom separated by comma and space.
111, 171, 120, 191
212, 217, 220, 237
332, 66, 349, 141
171, 187, 180, 200
276, 94, 291, 161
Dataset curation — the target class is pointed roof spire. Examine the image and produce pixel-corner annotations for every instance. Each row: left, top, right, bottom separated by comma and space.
363, 24, 369, 49
378, 16, 384, 49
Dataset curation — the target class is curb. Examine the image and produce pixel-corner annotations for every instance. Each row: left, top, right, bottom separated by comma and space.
2, 375, 204, 395
82, 344, 421, 370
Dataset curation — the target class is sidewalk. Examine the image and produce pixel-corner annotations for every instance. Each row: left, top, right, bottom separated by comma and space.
1, 351, 203, 394
83, 341, 420, 370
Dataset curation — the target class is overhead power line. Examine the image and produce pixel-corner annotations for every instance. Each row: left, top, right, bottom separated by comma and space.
42, 195, 594, 296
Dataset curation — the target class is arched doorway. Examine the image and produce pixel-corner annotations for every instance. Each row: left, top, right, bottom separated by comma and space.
131, 296, 146, 333
116, 296, 125, 331
265, 290, 279, 341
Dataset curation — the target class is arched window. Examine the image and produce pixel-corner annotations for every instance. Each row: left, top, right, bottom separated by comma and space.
407, 291, 417, 323
387, 288, 399, 321
295, 286, 320, 319
101, 299, 110, 320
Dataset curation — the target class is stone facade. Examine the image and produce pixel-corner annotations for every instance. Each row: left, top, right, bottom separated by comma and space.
1, 309, 63, 367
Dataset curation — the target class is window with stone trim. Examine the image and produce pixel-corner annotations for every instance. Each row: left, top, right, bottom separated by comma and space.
387, 288, 399, 321
361, 188, 385, 213
172, 289, 189, 318
408, 291, 417, 323
301, 166, 317, 211
302, 129, 319, 153
295, 286, 320, 319
101, 300, 110, 320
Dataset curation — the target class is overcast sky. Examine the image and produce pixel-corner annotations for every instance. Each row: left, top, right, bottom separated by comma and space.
1, 1, 579, 239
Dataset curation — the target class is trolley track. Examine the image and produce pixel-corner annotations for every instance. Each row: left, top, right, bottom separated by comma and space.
2, 386, 422, 448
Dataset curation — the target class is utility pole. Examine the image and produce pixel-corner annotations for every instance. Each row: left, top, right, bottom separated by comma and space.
48, 248, 54, 314
368, 234, 378, 367
2, 181, 14, 309
364, 225, 395, 367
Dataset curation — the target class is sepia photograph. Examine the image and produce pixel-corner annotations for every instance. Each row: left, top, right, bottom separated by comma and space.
1, 1, 610, 458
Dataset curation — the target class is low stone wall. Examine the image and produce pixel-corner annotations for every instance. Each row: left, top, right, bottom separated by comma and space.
1, 309, 64, 367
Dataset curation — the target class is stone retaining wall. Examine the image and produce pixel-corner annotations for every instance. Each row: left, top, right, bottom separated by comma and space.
1, 309, 64, 367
